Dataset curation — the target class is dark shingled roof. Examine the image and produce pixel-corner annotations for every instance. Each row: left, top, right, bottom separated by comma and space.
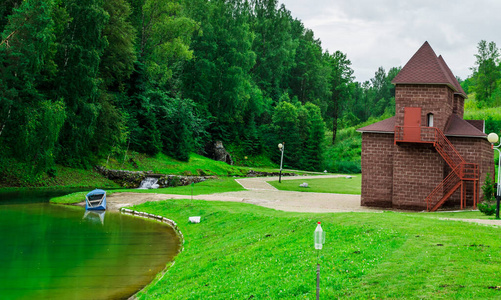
445, 114, 486, 137
357, 115, 486, 138
437, 55, 466, 97
356, 117, 395, 133
465, 120, 485, 132
392, 41, 467, 97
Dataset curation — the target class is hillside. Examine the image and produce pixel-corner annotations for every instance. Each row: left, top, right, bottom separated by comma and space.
1, 2, 499, 187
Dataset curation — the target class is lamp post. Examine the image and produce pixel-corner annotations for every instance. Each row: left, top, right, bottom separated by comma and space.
487, 133, 501, 219
278, 142, 285, 183
314, 222, 325, 300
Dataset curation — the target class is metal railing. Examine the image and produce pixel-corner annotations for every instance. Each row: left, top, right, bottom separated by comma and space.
426, 165, 461, 211
394, 126, 465, 170
425, 163, 479, 211
395, 126, 480, 211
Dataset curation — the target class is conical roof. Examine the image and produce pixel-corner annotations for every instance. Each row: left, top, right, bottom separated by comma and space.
392, 41, 466, 97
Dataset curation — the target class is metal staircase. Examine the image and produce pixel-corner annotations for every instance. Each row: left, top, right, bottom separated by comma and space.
395, 126, 479, 211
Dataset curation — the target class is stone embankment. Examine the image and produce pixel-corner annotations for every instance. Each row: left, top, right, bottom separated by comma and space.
95, 166, 298, 188
95, 166, 215, 188
246, 170, 298, 177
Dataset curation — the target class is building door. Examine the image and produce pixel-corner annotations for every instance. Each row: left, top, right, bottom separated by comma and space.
403, 107, 421, 141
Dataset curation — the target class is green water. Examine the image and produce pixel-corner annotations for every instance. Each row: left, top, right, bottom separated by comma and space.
0, 196, 180, 299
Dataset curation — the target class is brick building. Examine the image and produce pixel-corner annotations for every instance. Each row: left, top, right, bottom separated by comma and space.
357, 42, 494, 211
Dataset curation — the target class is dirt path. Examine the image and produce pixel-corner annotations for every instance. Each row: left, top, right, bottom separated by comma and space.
106, 175, 374, 213
234, 174, 348, 190
440, 218, 501, 227
104, 175, 501, 226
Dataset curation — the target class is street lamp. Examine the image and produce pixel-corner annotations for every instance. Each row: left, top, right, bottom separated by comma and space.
278, 142, 285, 183
314, 222, 325, 300
487, 132, 501, 219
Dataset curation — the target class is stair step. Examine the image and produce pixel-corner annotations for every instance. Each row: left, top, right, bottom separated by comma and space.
430, 181, 462, 212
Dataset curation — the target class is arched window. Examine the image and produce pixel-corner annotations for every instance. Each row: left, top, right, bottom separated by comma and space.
427, 113, 434, 127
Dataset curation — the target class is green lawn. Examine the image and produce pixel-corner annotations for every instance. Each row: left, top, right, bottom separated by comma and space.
131, 200, 501, 299
268, 176, 361, 194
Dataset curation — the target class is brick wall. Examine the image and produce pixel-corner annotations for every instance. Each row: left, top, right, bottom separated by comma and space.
361, 133, 394, 207
392, 143, 444, 210
448, 137, 495, 202
395, 84, 454, 132
453, 95, 465, 118
480, 139, 496, 190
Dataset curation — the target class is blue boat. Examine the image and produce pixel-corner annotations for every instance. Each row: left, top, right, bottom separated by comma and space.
85, 189, 107, 210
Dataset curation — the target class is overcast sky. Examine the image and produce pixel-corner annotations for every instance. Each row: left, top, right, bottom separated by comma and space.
278, 0, 501, 83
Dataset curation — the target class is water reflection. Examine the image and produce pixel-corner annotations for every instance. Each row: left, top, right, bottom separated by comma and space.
1, 202, 180, 299
83, 210, 106, 225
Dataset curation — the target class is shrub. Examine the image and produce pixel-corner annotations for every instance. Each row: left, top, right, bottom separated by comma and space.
478, 201, 496, 216
479, 174, 497, 216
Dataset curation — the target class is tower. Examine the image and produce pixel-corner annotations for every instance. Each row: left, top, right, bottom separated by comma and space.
357, 42, 493, 211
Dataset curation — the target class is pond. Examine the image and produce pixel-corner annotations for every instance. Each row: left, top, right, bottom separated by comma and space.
0, 190, 180, 299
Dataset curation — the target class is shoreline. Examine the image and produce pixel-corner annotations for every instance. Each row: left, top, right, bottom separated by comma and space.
120, 208, 185, 300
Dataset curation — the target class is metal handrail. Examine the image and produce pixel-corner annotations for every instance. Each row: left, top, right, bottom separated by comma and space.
394, 125, 480, 211
425, 164, 461, 211
433, 127, 465, 168
394, 126, 465, 170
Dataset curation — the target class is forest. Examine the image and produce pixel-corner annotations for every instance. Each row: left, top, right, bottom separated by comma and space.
0, 0, 499, 185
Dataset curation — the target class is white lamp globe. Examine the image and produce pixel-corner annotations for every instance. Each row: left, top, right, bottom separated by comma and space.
278, 143, 283, 149
488, 133, 499, 144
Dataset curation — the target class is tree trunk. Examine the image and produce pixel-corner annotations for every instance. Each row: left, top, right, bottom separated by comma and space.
332, 102, 338, 144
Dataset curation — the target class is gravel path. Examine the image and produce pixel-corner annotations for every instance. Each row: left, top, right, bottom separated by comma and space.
106, 175, 373, 213
104, 175, 501, 226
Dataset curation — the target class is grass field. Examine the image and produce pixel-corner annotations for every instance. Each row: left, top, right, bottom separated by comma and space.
269, 176, 361, 194
131, 199, 501, 299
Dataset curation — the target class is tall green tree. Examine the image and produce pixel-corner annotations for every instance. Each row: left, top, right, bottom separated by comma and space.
124, 0, 199, 157
471, 40, 500, 105
271, 100, 301, 168
183, 0, 257, 142
53, 0, 109, 167
370, 66, 399, 116
248, 0, 295, 101
302, 102, 325, 171
0, 0, 68, 181
100, 0, 136, 89
0, 0, 22, 33
326, 50, 353, 143
287, 21, 329, 105
132, 0, 196, 85
94, 0, 137, 160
